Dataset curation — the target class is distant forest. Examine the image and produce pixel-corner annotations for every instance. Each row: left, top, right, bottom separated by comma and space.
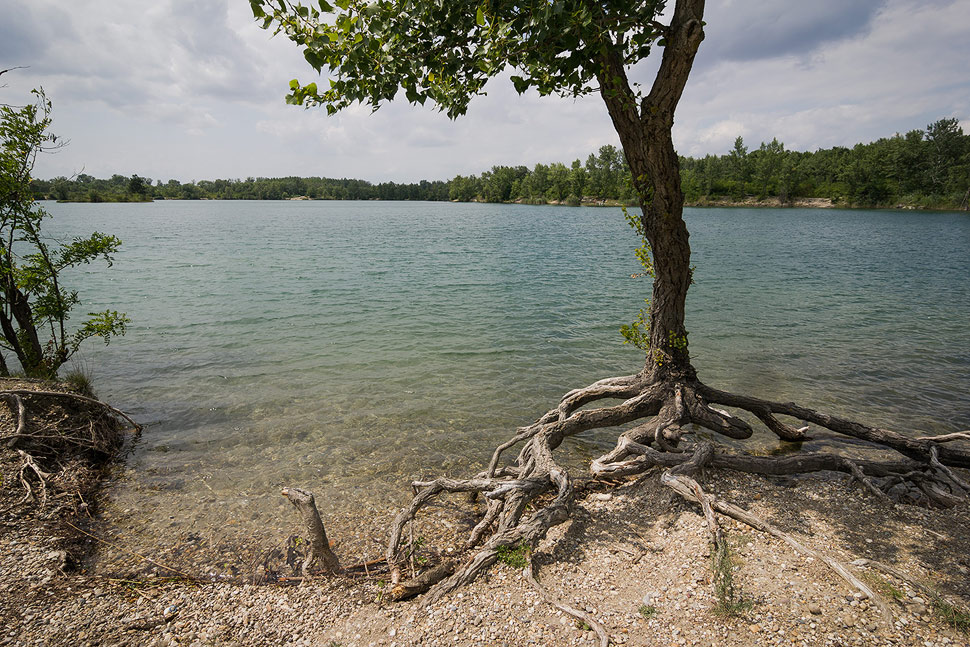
32, 118, 970, 210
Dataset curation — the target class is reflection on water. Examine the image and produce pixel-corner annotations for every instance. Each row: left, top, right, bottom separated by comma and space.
43, 201, 970, 576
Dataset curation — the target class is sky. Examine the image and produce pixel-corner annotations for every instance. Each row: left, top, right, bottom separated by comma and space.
3, 0, 969, 184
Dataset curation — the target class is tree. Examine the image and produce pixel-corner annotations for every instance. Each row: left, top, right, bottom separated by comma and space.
127, 174, 148, 197
255, 0, 970, 603
0, 87, 128, 378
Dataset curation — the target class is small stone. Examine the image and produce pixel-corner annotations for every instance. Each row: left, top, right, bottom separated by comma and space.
808, 603, 822, 615
594, 493, 612, 501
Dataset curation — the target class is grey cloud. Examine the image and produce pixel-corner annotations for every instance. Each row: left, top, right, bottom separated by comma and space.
700, 1, 886, 63
0, 4, 52, 69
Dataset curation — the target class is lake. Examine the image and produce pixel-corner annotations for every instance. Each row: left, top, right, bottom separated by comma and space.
42, 200, 970, 576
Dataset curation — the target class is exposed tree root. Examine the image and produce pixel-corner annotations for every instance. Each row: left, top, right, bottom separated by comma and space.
379, 369, 970, 611
660, 443, 892, 621
1, 386, 140, 505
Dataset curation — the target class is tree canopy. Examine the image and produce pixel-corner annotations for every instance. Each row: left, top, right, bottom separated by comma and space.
252, 0, 669, 117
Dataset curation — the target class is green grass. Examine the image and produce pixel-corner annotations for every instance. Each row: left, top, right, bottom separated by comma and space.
63, 368, 95, 397
495, 543, 531, 569
711, 537, 753, 617
933, 598, 970, 633
861, 573, 905, 602
638, 604, 657, 619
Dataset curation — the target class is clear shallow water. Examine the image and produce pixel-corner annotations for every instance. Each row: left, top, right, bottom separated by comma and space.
42, 200, 970, 574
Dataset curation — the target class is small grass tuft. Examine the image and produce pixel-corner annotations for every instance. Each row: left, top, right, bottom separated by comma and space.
933, 598, 970, 633
861, 573, 905, 602
638, 604, 657, 618
711, 537, 753, 617
496, 542, 531, 569
64, 368, 95, 397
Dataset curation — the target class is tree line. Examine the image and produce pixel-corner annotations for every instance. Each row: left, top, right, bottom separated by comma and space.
32, 117, 970, 210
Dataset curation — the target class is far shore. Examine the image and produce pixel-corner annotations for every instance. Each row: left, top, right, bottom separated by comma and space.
44, 195, 968, 212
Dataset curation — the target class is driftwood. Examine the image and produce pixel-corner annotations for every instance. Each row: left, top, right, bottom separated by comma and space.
389, 560, 455, 601
281, 487, 341, 575
525, 559, 609, 647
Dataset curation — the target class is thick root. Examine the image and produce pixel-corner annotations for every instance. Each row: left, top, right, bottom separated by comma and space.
379, 368, 968, 616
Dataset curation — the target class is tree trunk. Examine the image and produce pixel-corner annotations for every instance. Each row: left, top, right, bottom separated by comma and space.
597, 0, 705, 379
2, 282, 45, 375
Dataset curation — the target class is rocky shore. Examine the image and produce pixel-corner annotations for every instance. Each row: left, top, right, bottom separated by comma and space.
3, 436, 968, 647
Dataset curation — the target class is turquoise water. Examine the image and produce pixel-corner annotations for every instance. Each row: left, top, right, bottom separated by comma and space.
41, 200, 970, 573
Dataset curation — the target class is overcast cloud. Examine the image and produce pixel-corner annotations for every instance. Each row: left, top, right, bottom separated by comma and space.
3, 0, 968, 183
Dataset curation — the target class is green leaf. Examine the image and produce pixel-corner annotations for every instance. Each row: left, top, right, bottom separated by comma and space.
289, 79, 301, 90
476, 6, 485, 27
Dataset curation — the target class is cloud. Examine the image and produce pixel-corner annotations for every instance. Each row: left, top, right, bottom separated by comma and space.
5, 0, 967, 183
0, 4, 47, 64
700, 1, 886, 63
674, 0, 970, 154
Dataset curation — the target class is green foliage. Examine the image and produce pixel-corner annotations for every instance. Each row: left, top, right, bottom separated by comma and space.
620, 207, 654, 351
679, 119, 970, 209
668, 330, 688, 352
638, 604, 657, 618
0, 88, 129, 378
38, 117, 967, 208
495, 542, 531, 569
252, 0, 668, 119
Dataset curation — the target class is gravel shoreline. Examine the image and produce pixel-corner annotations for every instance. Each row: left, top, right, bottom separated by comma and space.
3, 453, 969, 647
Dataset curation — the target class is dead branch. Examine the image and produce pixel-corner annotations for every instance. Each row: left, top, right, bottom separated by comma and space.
17, 449, 51, 503
390, 560, 455, 601
915, 431, 970, 443
0, 392, 27, 446
525, 558, 609, 647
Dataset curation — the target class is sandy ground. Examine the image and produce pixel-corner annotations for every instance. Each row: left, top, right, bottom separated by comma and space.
3, 437, 969, 647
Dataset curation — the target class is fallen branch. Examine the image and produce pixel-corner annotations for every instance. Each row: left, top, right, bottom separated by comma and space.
390, 560, 455, 601
915, 431, 970, 444
525, 558, 609, 647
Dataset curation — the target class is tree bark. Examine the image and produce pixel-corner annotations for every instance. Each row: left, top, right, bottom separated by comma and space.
597, 0, 705, 378
281, 486, 341, 575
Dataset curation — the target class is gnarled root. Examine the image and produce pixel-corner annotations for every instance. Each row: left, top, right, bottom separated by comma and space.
525, 557, 609, 647
383, 369, 969, 613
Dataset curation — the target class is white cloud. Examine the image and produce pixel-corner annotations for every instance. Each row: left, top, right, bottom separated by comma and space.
4, 0, 966, 182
